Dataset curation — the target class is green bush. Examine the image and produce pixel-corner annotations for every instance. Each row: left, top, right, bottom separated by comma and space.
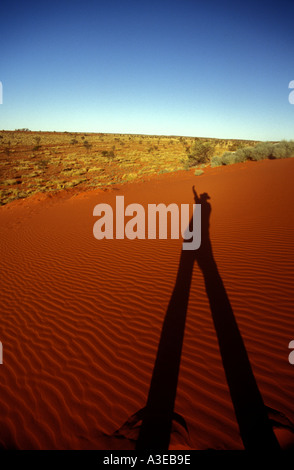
214, 140, 294, 167
272, 144, 287, 159
285, 140, 294, 157
210, 156, 222, 167
211, 150, 247, 167
188, 140, 215, 166
249, 142, 274, 160
221, 152, 238, 165
235, 146, 256, 161
233, 152, 247, 163
271, 140, 294, 159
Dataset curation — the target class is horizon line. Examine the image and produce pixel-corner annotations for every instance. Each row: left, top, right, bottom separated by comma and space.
0, 128, 274, 142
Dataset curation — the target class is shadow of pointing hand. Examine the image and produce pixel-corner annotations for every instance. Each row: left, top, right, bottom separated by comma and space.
192, 185, 211, 227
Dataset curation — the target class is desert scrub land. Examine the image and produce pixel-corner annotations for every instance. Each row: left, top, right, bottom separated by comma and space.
209, 140, 294, 167
0, 129, 266, 206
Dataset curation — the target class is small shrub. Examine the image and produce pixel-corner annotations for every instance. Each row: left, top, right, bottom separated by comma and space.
38, 158, 50, 169
250, 142, 274, 160
284, 140, 294, 157
232, 151, 247, 163
122, 172, 137, 181
272, 144, 287, 159
101, 150, 115, 158
188, 141, 215, 167
221, 152, 237, 165
235, 146, 256, 161
272, 140, 294, 159
83, 140, 92, 150
2, 179, 19, 185
194, 169, 204, 176
210, 156, 222, 167
33, 136, 41, 151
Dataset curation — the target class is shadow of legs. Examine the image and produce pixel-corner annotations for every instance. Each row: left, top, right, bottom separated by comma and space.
136, 187, 279, 450
136, 250, 194, 450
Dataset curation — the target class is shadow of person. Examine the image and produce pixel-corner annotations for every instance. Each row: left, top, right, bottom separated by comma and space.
115, 186, 280, 451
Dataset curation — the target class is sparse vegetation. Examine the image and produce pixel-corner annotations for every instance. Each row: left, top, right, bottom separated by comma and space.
1, 130, 293, 207
272, 140, 294, 159
33, 136, 41, 151
213, 140, 294, 167
101, 150, 115, 158
83, 140, 92, 150
38, 158, 50, 169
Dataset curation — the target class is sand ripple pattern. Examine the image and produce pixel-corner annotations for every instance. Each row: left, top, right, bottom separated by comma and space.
0, 158, 294, 449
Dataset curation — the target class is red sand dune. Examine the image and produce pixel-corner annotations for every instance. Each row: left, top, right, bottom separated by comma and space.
0, 158, 294, 450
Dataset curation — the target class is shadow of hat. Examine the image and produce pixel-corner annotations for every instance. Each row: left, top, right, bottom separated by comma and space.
200, 192, 211, 201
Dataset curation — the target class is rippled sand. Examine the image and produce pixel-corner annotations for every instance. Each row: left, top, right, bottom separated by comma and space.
0, 158, 294, 449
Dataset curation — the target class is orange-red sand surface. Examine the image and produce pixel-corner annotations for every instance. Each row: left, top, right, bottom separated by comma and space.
0, 158, 294, 450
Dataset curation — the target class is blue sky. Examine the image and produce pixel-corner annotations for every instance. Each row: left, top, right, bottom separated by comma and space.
0, 0, 294, 140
